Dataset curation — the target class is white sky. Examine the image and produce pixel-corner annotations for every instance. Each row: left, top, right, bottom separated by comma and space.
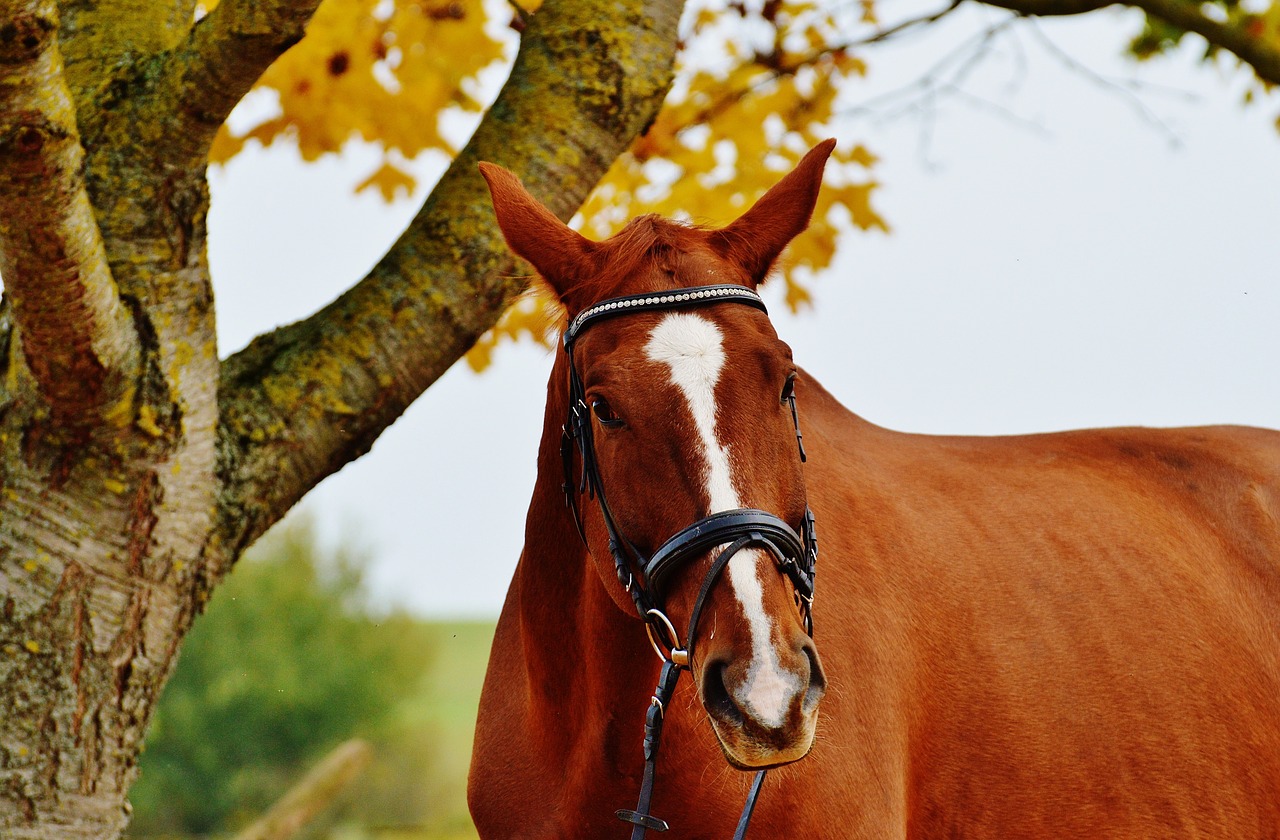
208, 3, 1280, 617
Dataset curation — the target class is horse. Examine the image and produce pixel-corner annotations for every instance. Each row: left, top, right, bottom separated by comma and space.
468, 140, 1280, 839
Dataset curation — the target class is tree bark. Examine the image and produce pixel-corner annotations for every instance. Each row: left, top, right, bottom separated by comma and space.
0, 0, 138, 431
215, 0, 685, 566
0, 0, 684, 837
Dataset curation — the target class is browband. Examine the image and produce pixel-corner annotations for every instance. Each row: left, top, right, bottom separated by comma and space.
564, 284, 767, 348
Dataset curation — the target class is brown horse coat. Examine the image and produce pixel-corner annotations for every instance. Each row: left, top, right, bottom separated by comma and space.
469, 146, 1280, 839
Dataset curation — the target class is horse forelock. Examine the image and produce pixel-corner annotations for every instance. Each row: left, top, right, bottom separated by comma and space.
566, 215, 730, 306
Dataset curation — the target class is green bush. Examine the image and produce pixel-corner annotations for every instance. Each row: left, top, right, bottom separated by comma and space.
128, 518, 435, 838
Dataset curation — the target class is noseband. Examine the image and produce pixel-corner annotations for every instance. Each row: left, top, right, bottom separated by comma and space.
560, 284, 819, 839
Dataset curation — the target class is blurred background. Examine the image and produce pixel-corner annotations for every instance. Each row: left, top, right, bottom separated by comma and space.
126, 0, 1280, 836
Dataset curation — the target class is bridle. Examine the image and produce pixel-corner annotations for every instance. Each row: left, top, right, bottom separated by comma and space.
559, 284, 819, 839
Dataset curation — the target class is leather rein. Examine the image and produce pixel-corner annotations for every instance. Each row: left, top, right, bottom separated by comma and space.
559, 284, 819, 839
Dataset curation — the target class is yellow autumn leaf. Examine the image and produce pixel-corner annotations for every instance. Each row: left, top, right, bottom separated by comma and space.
208, 123, 245, 164
210, 0, 503, 179
840, 144, 878, 168
355, 161, 418, 200
827, 182, 888, 232
784, 275, 814, 311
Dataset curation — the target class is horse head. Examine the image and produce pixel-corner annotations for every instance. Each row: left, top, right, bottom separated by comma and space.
480, 141, 835, 770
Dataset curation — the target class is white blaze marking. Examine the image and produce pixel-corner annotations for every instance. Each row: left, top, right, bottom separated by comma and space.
645, 313, 799, 728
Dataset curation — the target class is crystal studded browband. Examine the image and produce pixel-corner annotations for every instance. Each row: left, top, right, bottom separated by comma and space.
563, 285, 768, 349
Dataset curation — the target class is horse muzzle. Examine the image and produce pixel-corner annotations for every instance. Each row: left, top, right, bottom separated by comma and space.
642, 510, 824, 768
699, 612, 826, 769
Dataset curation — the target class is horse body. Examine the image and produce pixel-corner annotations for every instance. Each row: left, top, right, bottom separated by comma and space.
799, 388, 1280, 837
469, 144, 1280, 838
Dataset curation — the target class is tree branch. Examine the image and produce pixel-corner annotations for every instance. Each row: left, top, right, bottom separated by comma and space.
975, 0, 1111, 15
58, 0, 199, 108
851, 0, 967, 48
212, 0, 685, 568
232, 739, 372, 840
0, 0, 139, 427
977, 0, 1280, 86
145, 0, 323, 167
1132, 0, 1280, 85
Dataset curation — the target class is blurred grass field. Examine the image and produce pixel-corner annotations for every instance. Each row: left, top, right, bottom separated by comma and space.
376, 620, 494, 840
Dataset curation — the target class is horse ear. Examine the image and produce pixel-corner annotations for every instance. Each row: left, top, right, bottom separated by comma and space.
710, 138, 836, 287
479, 162, 595, 300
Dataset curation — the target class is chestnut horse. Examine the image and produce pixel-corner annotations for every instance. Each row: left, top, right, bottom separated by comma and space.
469, 141, 1280, 838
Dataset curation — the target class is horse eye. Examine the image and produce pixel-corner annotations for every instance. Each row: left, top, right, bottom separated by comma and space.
591, 398, 623, 428
781, 373, 798, 403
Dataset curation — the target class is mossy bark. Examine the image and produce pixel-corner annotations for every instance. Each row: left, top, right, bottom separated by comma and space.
0, 0, 683, 837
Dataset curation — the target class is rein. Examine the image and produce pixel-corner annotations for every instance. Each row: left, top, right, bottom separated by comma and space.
559, 284, 819, 839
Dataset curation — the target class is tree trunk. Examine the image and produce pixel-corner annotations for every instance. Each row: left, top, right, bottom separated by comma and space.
0, 0, 683, 836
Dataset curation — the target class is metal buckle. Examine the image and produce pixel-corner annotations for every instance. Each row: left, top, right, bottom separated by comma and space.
617, 809, 670, 832
644, 609, 689, 667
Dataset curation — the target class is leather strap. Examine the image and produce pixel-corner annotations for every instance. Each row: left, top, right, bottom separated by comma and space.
565, 285, 767, 350
734, 770, 769, 840
644, 509, 809, 598
617, 535, 774, 839
616, 659, 682, 836
684, 535, 753, 661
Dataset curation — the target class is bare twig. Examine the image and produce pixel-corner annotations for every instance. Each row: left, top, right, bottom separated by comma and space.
940, 84, 1053, 134
979, 0, 1280, 86
839, 12, 1032, 164
848, 0, 967, 48
0, 0, 138, 425
842, 14, 1020, 116
655, 2, 969, 154
1023, 20, 1184, 145
233, 739, 373, 840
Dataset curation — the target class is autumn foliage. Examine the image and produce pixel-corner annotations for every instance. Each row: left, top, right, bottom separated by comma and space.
205, 0, 892, 369
206, 0, 1280, 372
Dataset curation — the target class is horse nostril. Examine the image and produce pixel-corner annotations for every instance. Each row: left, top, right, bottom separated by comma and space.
701, 659, 745, 728
802, 642, 827, 713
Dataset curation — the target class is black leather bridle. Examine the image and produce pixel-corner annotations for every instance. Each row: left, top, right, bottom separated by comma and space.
559, 284, 819, 839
